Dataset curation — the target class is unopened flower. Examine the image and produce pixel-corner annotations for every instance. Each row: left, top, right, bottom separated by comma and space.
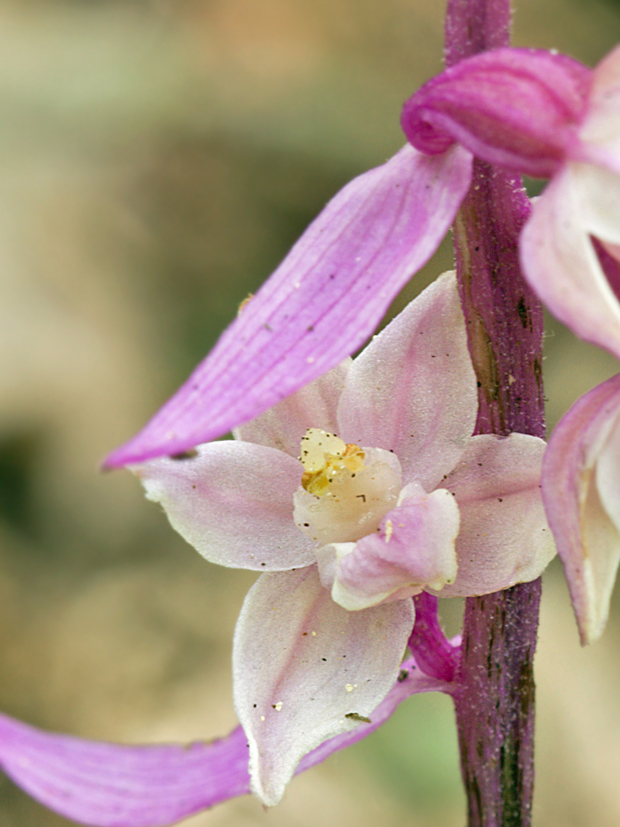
134, 272, 553, 804
542, 374, 620, 644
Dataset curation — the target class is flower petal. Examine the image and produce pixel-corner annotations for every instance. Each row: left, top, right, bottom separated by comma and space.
234, 361, 350, 458
0, 716, 251, 827
233, 566, 414, 806
316, 486, 460, 610
337, 270, 477, 489
105, 145, 473, 467
579, 45, 620, 169
542, 374, 620, 644
572, 163, 620, 247
134, 441, 315, 571
402, 47, 591, 177
520, 167, 620, 362
0, 654, 450, 827
435, 433, 555, 597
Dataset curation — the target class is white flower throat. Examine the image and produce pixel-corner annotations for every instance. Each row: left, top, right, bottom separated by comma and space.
294, 428, 402, 545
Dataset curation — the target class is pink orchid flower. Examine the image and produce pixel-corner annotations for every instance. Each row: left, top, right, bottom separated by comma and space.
0, 273, 553, 824
402, 46, 620, 364
542, 374, 620, 645
132, 272, 553, 805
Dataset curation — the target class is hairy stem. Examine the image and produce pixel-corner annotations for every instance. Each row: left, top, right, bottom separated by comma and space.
445, 1, 545, 825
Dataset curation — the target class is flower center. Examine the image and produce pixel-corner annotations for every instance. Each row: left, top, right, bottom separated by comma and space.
294, 428, 402, 545
300, 428, 366, 497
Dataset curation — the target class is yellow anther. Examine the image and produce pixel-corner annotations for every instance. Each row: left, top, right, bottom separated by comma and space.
299, 428, 365, 497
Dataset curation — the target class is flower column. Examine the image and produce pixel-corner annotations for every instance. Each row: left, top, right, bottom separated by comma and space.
445, 1, 544, 825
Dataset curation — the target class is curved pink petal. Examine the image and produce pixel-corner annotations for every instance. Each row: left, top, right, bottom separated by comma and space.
0, 717, 250, 827
402, 47, 591, 177
234, 361, 350, 458
105, 145, 473, 467
520, 168, 620, 362
337, 271, 477, 490
0, 659, 450, 827
317, 487, 460, 610
133, 441, 315, 571
542, 375, 620, 643
232, 566, 414, 805
435, 434, 555, 597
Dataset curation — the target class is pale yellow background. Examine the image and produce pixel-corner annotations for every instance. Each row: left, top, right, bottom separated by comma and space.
0, 1, 619, 825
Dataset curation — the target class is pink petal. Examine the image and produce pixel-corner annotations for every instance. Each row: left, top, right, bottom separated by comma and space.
0, 658, 450, 827
542, 375, 620, 643
0, 717, 250, 827
402, 47, 591, 177
316, 486, 460, 610
520, 168, 620, 362
133, 441, 315, 571
435, 434, 555, 597
234, 361, 350, 458
337, 271, 477, 490
105, 145, 473, 468
232, 566, 414, 805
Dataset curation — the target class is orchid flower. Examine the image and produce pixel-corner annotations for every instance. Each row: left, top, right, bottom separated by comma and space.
132, 272, 553, 805
401, 46, 620, 363
541, 374, 620, 645
0, 273, 553, 823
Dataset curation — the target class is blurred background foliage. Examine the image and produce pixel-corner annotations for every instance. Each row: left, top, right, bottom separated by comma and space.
1, 0, 620, 825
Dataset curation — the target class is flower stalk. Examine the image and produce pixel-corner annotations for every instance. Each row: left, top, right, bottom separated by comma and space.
445, 0, 545, 824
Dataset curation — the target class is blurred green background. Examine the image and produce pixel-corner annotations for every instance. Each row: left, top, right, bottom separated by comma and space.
1, 1, 620, 825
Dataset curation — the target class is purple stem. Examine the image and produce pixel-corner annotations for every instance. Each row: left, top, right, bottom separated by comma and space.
445, 1, 544, 825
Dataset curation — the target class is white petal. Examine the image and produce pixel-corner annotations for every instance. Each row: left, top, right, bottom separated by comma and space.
579, 45, 620, 165
233, 567, 414, 805
133, 441, 315, 570
234, 361, 350, 457
434, 434, 555, 597
521, 168, 620, 362
317, 488, 459, 610
572, 163, 620, 247
337, 271, 477, 489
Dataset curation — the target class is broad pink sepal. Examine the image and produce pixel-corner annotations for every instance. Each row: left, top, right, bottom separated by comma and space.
105, 145, 472, 467
0, 658, 449, 827
402, 48, 591, 177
